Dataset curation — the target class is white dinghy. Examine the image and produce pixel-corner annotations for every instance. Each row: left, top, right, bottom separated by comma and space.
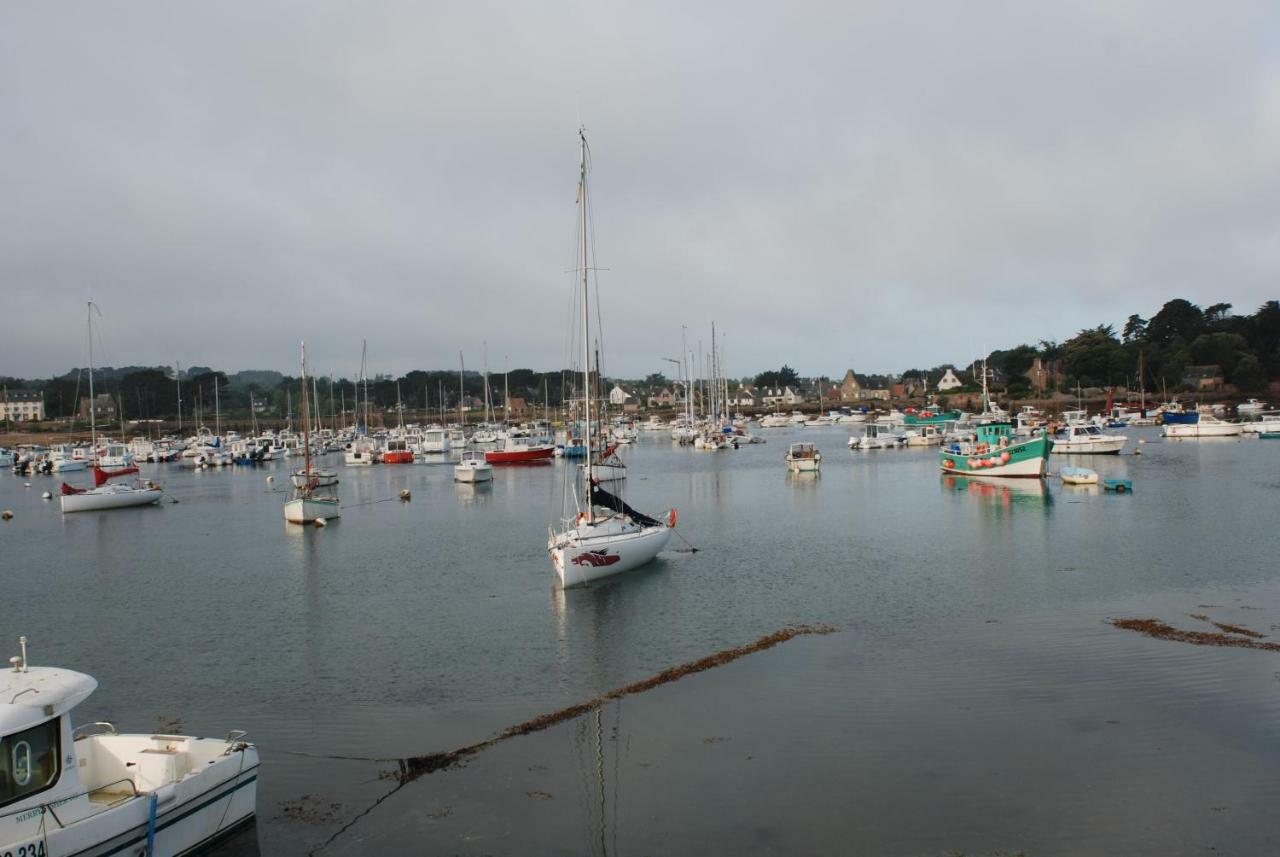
0, 637, 258, 855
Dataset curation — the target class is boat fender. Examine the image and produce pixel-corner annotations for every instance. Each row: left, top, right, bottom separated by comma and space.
1000, 451, 1011, 463
267, 475, 274, 482
967, 459, 978, 469
668, 508, 678, 528
400, 489, 412, 501
942, 459, 955, 469
1133, 449, 1141, 455
976, 443, 988, 454
315, 518, 327, 527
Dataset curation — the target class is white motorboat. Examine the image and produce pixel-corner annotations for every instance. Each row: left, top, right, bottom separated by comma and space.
49, 445, 87, 473
0, 448, 13, 467
904, 425, 944, 447
1162, 409, 1244, 438
1050, 422, 1128, 454
548, 130, 675, 589
785, 442, 821, 472
284, 343, 340, 525
1241, 414, 1280, 434
420, 427, 450, 453
344, 436, 376, 466
849, 423, 903, 450
836, 412, 867, 424
1238, 399, 1269, 415
454, 451, 493, 483
759, 413, 790, 428
0, 637, 258, 856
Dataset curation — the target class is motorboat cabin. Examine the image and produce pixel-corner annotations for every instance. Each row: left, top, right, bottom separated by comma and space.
0, 638, 257, 855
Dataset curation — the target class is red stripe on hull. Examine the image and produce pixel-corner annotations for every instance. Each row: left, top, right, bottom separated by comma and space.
382, 451, 415, 464
484, 446, 555, 463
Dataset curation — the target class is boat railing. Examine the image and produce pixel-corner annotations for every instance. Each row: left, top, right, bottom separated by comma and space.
223, 730, 250, 753
0, 776, 139, 827
73, 721, 118, 740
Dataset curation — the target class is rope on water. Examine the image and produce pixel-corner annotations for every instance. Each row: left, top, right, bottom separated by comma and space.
339, 496, 402, 510
671, 528, 699, 553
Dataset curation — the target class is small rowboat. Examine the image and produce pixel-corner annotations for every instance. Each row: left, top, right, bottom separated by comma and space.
1059, 466, 1098, 485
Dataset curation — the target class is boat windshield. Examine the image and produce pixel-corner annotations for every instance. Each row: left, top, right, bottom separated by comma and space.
0, 717, 61, 808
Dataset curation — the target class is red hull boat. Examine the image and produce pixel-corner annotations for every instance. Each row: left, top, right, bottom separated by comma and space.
484, 443, 555, 464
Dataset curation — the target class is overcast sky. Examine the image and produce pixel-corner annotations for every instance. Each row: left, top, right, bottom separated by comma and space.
3, 2, 1278, 380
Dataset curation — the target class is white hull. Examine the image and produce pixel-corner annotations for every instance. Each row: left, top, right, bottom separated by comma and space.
1050, 437, 1127, 454
344, 450, 374, 465
549, 519, 672, 588
1163, 423, 1243, 438
283, 496, 341, 523
291, 470, 338, 488
52, 459, 87, 472
453, 463, 493, 482
944, 455, 1046, 478
786, 457, 820, 472
61, 485, 162, 513
1, 739, 257, 857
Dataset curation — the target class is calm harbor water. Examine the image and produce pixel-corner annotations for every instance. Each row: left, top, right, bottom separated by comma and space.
3, 425, 1279, 854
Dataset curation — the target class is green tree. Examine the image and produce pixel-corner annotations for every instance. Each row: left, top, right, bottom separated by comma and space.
1122, 314, 1147, 342
1232, 355, 1266, 391
1189, 332, 1248, 379
1146, 299, 1205, 347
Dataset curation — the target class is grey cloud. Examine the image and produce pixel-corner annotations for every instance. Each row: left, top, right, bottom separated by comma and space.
3, 1, 1277, 379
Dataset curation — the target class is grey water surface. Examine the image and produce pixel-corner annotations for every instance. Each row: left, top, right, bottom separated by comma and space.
2, 425, 1278, 855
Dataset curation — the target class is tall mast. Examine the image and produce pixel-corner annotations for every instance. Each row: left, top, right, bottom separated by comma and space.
361, 340, 369, 432
299, 342, 312, 490
175, 362, 182, 434
579, 128, 593, 510
87, 301, 97, 452
214, 375, 221, 437
504, 357, 510, 424
458, 352, 466, 426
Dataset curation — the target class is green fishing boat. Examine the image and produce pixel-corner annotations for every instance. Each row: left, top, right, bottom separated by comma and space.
940, 422, 1053, 478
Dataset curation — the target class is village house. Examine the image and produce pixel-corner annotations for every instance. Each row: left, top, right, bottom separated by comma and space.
647, 386, 678, 408
728, 386, 761, 409
1, 388, 45, 422
937, 368, 963, 391
506, 396, 528, 419
608, 384, 630, 406
1182, 365, 1224, 392
840, 369, 862, 401
761, 386, 803, 407
78, 392, 117, 422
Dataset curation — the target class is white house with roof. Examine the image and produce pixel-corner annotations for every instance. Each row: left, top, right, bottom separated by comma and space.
761, 386, 803, 406
608, 384, 630, 406
937, 368, 963, 391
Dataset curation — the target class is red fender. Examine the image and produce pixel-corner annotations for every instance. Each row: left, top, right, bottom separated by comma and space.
667, 508, 678, 529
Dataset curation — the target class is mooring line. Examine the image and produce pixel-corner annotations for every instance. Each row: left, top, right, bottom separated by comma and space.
305, 623, 837, 855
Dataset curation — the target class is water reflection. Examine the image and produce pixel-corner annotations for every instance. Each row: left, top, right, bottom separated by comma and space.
453, 481, 493, 505
940, 474, 1050, 509
571, 702, 623, 857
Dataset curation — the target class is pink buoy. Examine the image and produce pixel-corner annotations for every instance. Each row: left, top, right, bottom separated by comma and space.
967, 459, 978, 469
1001, 451, 1011, 463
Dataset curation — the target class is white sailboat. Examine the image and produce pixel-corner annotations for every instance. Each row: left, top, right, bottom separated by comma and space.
284, 342, 340, 525
60, 302, 163, 513
548, 129, 675, 589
